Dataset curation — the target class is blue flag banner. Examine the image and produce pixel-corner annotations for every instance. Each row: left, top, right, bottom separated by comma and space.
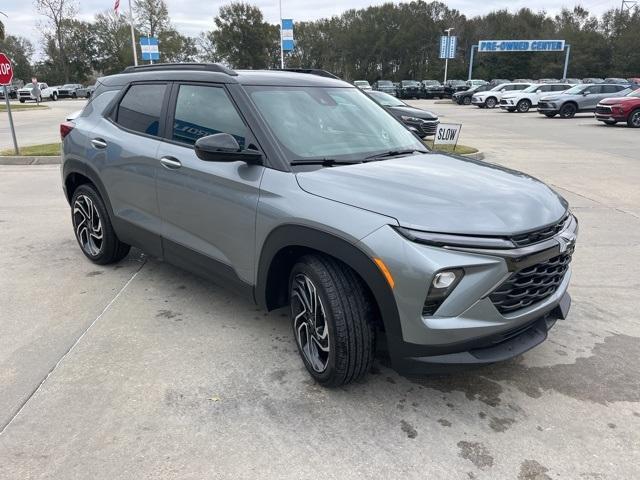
140, 36, 160, 61
281, 19, 294, 51
439, 36, 457, 59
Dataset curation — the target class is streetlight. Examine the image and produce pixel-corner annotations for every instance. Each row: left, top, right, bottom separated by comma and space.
443, 27, 454, 84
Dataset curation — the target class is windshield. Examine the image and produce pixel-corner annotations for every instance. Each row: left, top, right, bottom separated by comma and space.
628, 89, 640, 98
522, 84, 542, 93
62, 84, 75, 89
402, 81, 419, 86
423, 80, 439, 86
247, 86, 425, 163
377, 81, 393, 86
490, 84, 507, 91
23, 83, 34, 89
564, 85, 589, 95
368, 91, 405, 107
354, 81, 370, 87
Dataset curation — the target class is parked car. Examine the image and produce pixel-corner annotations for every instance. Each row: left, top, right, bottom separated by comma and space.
466, 79, 488, 87
536, 78, 559, 84
421, 80, 444, 99
366, 90, 439, 137
513, 78, 534, 83
489, 78, 511, 86
60, 63, 577, 386
595, 88, 640, 127
58, 83, 84, 98
500, 83, 574, 112
537, 83, 632, 118
472, 82, 532, 108
604, 78, 630, 85
0, 79, 24, 99
560, 78, 582, 84
353, 80, 372, 91
582, 78, 604, 84
76, 84, 97, 98
443, 79, 468, 97
373, 80, 396, 95
18, 82, 59, 102
452, 84, 492, 105
397, 80, 422, 99
627, 78, 640, 85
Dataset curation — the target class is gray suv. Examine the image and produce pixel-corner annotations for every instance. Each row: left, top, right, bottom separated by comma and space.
60, 64, 577, 386
538, 83, 631, 118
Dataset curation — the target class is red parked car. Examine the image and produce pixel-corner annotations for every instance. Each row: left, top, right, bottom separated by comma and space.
595, 88, 640, 127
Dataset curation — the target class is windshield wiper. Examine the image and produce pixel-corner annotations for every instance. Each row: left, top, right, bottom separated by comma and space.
290, 158, 362, 166
363, 149, 427, 161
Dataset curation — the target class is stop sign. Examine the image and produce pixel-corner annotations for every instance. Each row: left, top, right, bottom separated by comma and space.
0, 53, 14, 86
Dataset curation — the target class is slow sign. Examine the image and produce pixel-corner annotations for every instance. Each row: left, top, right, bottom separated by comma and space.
434, 123, 462, 148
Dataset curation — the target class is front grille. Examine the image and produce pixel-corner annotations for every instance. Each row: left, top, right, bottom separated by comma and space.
489, 248, 573, 314
596, 105, 612, 114
499, 100, 508, 105
538, 101, 550, 109
511, 215, 569, 247
416, 121, 438, 136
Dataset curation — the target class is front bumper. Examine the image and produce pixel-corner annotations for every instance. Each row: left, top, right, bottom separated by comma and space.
595, 106, 625, 122
471, 96, 486, 105
537, 101, 559, 114
358, 216, 577, 374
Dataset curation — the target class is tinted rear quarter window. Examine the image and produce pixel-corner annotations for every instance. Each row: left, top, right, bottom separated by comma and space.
116, 84, 167, 136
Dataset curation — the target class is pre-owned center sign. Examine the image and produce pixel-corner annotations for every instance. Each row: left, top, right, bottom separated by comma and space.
478, 40, 565, 52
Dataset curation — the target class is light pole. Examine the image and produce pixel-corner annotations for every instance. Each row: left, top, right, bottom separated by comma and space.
279, 0, 284, 69
443, 27, 454, 85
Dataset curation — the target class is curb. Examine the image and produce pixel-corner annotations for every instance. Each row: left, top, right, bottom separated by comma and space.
460, 150, 484, 161
0, 155, 61, 165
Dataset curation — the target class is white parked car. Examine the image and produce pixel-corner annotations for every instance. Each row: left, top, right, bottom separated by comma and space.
353, 80, 372, 91
471, 83, 532, 108
17, 82, 60, 102
500, 83, 575, 112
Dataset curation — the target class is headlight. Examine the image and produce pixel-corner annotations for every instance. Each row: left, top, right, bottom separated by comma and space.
423, 268, 465, 316
395, 226, 515, 249
400, 115, 424, 123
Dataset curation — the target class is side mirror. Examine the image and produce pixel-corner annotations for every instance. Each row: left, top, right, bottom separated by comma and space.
195, 133, 262, 164
582, 91, 589, 96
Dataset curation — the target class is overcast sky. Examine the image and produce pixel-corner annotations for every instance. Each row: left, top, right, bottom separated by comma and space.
1, 0, 618, 49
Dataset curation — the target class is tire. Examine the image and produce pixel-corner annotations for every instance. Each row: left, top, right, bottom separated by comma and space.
462, 96, 471, 105
559, 103, 577, 118
72, 92, 77, 99
485, 97, 497, 108
604, 120, 617, 125
289, 254, 375, 387
628, 109, 640, 128
19, 99, 25, 103
517, 99, 531, 113
51, 92, 58, 101
71, 184, 131, 265
544, 113, 557, 118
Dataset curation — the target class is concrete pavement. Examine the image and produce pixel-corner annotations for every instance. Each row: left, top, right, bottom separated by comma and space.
0, 100, 85, 149
0, 102, 639, 479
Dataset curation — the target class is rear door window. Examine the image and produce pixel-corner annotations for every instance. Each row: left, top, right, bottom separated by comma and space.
116, 83, 167, 137
171, 84, 247, 148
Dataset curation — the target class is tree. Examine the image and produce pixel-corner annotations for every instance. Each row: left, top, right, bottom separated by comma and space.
34, 0, 77, 83
159, 30, 198, 62
211, 2, 278, 68
0, 35, 34, 81
40, 19, 95, 83
134, 0, 169, 37
93, 10, 136, 74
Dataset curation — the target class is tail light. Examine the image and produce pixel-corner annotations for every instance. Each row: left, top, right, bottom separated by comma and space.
60, 122, 75, 140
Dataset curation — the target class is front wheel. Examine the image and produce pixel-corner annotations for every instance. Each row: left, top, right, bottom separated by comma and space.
71, 184, 131, 265
628, 109, 640, 128
462, 96, 471, 105
559, 103, 577, 118
51, 92, 58, 101
289, 254, 375, 387
485, 97, 497, 108
517, 99, 531, 113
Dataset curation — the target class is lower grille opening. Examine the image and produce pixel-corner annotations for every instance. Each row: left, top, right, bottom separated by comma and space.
489, 248, 573, 314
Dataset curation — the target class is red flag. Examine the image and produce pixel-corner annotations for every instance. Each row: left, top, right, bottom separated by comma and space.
114, 0, 120, 14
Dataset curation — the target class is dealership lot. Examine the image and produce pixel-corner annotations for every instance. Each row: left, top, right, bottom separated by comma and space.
1, 102, 639, 479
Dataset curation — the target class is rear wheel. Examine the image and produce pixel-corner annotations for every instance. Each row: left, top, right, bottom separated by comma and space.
71, 184, 130, 265
517, 99, 531, 113
559, 103, 577, 118
289, 254, 375, 387
485, 97, 497, 109
628, 109, 640, 128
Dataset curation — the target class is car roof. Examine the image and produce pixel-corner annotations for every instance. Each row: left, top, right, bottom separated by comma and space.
101, 65, 351, 88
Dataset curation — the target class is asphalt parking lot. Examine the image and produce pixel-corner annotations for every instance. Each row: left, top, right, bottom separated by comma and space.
1, 101, 639, 479
0, 100, 86, 150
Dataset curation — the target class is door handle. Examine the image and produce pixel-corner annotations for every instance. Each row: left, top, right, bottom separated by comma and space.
91, 138, 107, 149
160, 156, 182, 170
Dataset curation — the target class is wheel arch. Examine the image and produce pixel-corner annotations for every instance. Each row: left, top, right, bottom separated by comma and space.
256, 225, 401, 338
63, 160, 114, 218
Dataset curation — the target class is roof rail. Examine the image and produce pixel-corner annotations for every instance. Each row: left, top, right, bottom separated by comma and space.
280, 68, 340, 79
122, 63, 238, 76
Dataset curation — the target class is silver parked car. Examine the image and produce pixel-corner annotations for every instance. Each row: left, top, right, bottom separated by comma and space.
538, 83, 632, 118
60, 64, 577, 386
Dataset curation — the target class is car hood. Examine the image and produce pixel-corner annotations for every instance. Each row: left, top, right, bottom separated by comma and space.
296, 154, 567, 235
388, 105, 438, 120
599, 96, 639, 105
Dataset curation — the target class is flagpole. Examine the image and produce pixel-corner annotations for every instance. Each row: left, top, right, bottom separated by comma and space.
128, 0, 138, 66
279, 0, 284, 69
